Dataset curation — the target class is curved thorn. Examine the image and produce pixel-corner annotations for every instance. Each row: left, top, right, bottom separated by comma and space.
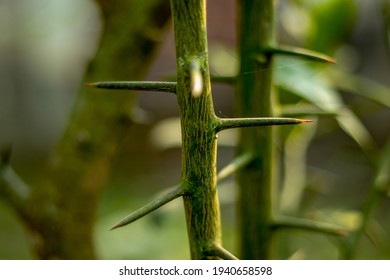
85, 81, 177, 94
110, 185, 184, 230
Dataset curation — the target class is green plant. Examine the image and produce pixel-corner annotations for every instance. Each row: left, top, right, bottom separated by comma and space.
2, 0, 388, 260
92, 0, 314, 260
98, 0, 389, 260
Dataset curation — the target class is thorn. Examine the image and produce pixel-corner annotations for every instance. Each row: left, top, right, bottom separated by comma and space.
300, 119, 314, 123
265, 46, 336, 64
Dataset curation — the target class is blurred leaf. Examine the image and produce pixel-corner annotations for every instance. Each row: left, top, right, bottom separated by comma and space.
329, 69, 390, 108
374, 137, 390, 192
275, 58, 376, 152
304, 0, 357, 54
335, 107, 376, 152
275, 58, 342, 112
280, 120, 318, 214
366, 219, 390, 250
311, 208, 362, 230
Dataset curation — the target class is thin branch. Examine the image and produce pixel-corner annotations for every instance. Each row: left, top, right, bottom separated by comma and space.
206, 243, 239, 260
85, 81, 177, 94
263, 45, 336, 64
217, 153, 253, 182
215, 117, 312, 132
110, 185, 184, 230
271, 216, 349, 237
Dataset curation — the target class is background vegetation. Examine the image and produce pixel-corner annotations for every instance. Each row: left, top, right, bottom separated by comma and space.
0, 0, 389, 259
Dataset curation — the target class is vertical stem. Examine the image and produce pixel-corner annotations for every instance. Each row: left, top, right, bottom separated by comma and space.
170, 0, 222, 259
235, 0, 275, 259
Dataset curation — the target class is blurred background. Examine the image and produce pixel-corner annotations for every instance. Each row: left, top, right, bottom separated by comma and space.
0, 0, 389, 259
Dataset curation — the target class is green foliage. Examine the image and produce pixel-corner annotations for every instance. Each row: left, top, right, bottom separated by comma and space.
304, 0, 357, 54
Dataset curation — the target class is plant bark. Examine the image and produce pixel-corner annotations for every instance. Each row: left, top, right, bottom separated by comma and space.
170, 0, 222, 260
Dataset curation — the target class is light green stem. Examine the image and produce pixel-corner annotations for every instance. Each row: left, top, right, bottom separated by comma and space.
170, 0, 223, 259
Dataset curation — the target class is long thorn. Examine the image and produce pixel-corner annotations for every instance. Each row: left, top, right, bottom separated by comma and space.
85, 81, 177, 94
263, 45, 336, 64
110, 185, 184, 230
215, 117, 312, 132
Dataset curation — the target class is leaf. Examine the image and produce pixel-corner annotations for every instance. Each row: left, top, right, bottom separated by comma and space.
329, 70, 390, 108
274, 58, 376, 152
304, 0, 357, 54
374, 137, 390, 192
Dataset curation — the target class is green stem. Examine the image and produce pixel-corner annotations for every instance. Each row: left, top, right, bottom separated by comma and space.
235, 0, 276, 259
170, 0, 222, 259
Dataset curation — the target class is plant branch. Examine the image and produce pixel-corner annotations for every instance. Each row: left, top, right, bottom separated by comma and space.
271, 216, 349, 237
86, 81, 177, 94
110, 185, 184, 230
215, 117, 312, 132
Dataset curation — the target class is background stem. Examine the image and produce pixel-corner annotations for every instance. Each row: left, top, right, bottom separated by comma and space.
235, 0, 276, 259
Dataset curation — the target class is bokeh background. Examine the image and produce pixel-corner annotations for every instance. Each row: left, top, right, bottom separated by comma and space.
0, 0, 389, 259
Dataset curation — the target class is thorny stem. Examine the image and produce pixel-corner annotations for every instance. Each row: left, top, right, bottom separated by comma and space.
170, 0, 223, 259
